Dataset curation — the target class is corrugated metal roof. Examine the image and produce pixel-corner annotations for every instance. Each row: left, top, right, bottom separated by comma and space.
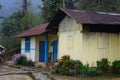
62, 9, 120, 24
13, 23, 48, 38
48, 9, 120, 29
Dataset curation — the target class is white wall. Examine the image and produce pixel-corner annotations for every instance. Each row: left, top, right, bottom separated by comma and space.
21, 37, 36, 62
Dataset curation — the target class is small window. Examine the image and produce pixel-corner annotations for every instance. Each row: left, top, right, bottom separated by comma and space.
25, 37, 30, 52
67, 36, 73, 49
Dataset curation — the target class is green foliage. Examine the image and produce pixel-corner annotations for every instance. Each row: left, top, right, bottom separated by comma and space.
1, 11, 41, 37
65, 0, 79, 9
97, 58, 110, 73
51, 56, 120, 76
16, 56, 33, 66
60, 66, 70, 75
79, 0, 120, 13
112, 60, 120, 74
40, 0, 62, 22
61, 55, 70, 62
0, 10, 41, 50
16, 56, 28, 66
87, 68, 102, 76
51, 68, 59, 74
51, 55, 84, 76
0, 36, 20, 50
40, 0, 79, 22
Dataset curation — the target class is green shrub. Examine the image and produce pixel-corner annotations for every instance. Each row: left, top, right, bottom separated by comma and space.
112, 60, 120, 74
76, 62, 84, 75
27, 60, 34, 66
51, 68, 59, 74
61, 55, 70, 63
51, 55, 84, 76
97, 58, 110, 73
87, 68, 102, 76
80, 64, 89, 76
16, 56, 28, 66
16, 56, 33, 66
60, 66, 70, 75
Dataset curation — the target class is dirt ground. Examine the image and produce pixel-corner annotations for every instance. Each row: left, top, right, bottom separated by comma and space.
0, 74, 32, 80
0, 65, 32, 80
0, 65, 120, 80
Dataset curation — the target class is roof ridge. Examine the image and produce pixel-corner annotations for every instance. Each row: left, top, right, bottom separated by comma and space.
63, 8, 120, 16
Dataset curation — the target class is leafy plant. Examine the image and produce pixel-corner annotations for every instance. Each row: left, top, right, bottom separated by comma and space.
97, 58, 110, 73
51, 55, 84, 76
51, 68, 59, 74
60, 66, 70, 75
12, 53, 26, 62
16, 56, 33, 66
16, 56, 28, 66
112, 60, 120, 74
61, 55, 70, 63
87, 68, 102, 76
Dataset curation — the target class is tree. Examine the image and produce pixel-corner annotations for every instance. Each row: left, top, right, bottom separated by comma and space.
78, 0, 120, 13
40, 0, 62, 22
22, 0, 28, 15
40, 0, 79, 22
65, 0, 79, 9
0, 5, 1, 9
0, 0, 41, 50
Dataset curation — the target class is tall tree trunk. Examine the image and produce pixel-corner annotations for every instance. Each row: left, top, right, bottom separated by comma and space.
44, 0, 47, 23
22, 0, 28, 16
63, 0, 66, 9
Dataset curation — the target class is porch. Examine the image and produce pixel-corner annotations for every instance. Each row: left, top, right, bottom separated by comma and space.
35, 33, 58, 68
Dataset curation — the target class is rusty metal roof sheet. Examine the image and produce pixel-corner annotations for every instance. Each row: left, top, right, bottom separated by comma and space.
13, 23, 48, 38
48, 9, 120, 29
63, 9, 120, 24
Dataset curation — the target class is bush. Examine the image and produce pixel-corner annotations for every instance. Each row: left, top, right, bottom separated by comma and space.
51, 55, 84, 76
80, 64, 89, 76
16, 56, 33, 66
61, 55, 70, 63
51, 68, 59, 74
112, 60, 120, 74
97, 58, 110, 73
87, 68, 102, 76
60, 66, 70, 75
12, 53, 26, 62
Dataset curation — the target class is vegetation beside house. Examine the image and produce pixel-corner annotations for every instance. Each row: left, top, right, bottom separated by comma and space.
51, 55, 120, 77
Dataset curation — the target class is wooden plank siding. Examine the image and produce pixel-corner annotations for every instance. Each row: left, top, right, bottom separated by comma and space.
58, 16, 120, 67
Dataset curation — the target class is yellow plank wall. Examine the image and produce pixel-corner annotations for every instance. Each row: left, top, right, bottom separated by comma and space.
82, 33, 119, 66
58, 16, 83, 61
58, 16, 120, 67
35, 34, 57, 62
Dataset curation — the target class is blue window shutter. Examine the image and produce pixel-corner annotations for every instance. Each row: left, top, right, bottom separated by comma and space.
25, 37, 30, 53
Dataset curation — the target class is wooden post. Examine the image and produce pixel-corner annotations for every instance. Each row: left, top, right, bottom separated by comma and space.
44, 33, 48, 63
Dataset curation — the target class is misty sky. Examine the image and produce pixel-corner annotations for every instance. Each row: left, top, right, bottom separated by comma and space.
0, 0, 42, 17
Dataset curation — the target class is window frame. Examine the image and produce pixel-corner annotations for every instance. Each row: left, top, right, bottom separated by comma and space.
25, 37, 30, 53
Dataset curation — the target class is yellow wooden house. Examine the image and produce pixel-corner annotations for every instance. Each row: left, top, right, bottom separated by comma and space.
47, 9, 120, 67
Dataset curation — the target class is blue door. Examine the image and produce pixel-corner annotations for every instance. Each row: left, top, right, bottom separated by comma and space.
39, 41, 45, 62
52, 40, 58, 62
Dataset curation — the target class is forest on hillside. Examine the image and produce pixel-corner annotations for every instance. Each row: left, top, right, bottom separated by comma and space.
0, 0, 120, 50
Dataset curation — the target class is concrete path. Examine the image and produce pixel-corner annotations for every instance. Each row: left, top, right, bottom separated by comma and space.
33, 72, 50, 80
0, 65, 51, 80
